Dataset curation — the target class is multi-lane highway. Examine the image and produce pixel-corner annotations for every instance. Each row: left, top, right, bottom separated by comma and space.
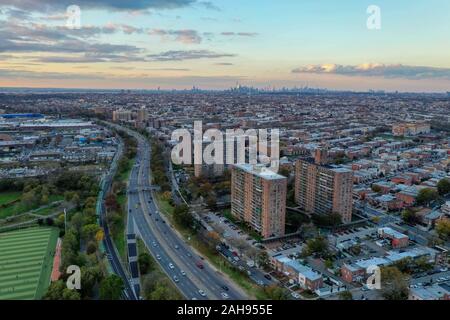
118, 126, 248, 300
97, 136, 137, 300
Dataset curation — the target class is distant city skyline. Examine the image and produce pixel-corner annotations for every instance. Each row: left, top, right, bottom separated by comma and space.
1, 0, 450, 92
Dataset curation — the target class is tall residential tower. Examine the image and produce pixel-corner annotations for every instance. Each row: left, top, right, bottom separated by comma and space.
231, 164, 287, 238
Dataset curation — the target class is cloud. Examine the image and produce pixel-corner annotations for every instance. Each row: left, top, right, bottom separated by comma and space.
292, 63, 450, 80
149, 29, 202, 44
33, 53, 145, 63
220, 32, 258, 37
2, 8, 32, 20
147, 50, 236, 61
0, 0, 196, 12
0, 20, 142, 57
197, 1, 221, 11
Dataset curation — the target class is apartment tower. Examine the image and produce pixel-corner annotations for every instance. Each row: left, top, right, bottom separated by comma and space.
231, 164, 287, 238
294, 150, 353, 223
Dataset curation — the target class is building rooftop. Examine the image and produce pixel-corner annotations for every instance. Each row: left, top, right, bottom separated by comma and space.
233, 163, 287, 180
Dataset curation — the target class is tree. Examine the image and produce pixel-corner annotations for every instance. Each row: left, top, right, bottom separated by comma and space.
206, 194, 217, 210
380, 266, 409, 300
138, 252, 154, 275
402, 208, 418, 224
371, 185, 382, 193
338, 290, 353, 300
81, 224, 100, 242
435, 218, 450, 240
44, 280, 81, 300
263, 285, 289, 300
257, 251, 270, 269
205, 231, 221, 249
95, 228, 105, 242
99, 274, 124, 300
86, 241, 98, 255
80, 266, 102, 298
149, 281, 180, 300
416, 188, 439, 206
161, 191, 172, 201
437, 178, 450, 196
173, 204, 193, 227
302, 236, 329, 258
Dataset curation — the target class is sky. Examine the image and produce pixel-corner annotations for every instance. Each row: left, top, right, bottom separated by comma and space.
0, 0, 450, 92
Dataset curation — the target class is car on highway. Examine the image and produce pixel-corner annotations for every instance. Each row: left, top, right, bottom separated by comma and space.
187, 253, 192, 258
221, 285, 229, 291
152, 241, 157, 247
198, 290, 206, 297
264, 274, 272, 280
175, 245, 179, 250
180, 270, 186, 276
156, 254, 161, 260
221, 292, 230, 299
173, 276, 179, 283
196, 261, 204, 269
169, 263, 175, 269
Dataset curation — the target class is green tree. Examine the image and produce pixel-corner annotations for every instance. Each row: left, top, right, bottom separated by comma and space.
99, 274, 124, 300
263, 285, 289, 300
435, 218, 450, 240
416, 188, 439, 206
380, 266, 409, 300
402, 208, 418, 224
173, 204, 193, 227
44, 280, 81, 300
81, 224, 100, 242
338, 290, 353, 300
437, 178, 450, 196
302, 236, 329, 258
257, 251, 270, 269
371, 185, 382, 193
80, 266, 102, 298
138, 252, 154, 275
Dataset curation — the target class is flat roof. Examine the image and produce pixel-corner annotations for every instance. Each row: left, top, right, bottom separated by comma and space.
233, 163, 286, 180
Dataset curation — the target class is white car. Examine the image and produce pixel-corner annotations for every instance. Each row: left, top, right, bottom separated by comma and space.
169, 263, 174, 269
156, 254, 161, 260
198, 290, 206, 297
291, 292, 301, 299
173, 276, 179, 283
221, 292, 230, 299
180, 270, 186, 276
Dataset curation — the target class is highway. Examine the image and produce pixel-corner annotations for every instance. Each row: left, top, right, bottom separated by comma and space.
97, 136, 137, 300
117, 125, 248, 300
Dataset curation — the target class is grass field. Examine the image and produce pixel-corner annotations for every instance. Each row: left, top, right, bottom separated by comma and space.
0, 227, 59, 300
0, 195, 64, 220
0, 192, 21, 206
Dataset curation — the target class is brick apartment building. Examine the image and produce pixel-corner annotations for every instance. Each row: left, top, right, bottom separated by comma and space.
231, 164, 287, 238
294, 150, 353, 224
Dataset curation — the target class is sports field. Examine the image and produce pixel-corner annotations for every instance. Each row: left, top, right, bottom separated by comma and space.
0, 227, 59, 300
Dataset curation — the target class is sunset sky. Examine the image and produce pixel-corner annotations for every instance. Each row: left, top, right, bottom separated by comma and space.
1, 0, 450, 91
